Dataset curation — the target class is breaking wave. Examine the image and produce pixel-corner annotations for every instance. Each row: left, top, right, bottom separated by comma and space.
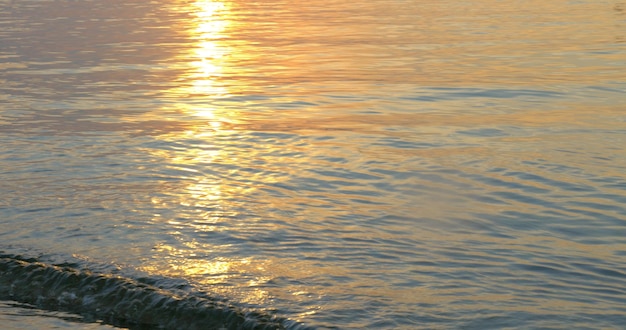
0, 254, 309, 330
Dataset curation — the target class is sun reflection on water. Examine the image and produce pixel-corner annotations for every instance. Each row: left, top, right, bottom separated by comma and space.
142, 1, 278, 305
187, 0, 230, 97
140, 243, 274, 305
162, 0, 234, 125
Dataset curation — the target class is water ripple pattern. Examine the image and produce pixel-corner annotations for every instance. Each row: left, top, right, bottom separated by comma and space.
1, 0, 625, 329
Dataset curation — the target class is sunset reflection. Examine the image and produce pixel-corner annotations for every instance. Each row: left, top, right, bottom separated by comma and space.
187, 0, 230, 98
142, 243, 272, 304
143, 1, 279, 304
155, 0, 235, 215
163, 0, 233, 124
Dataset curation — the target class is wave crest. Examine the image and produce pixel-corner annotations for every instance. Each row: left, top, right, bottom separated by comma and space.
0, 255, 295, 329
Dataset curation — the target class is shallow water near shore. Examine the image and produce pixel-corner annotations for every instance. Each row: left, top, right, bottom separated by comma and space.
1, 0, 626, 328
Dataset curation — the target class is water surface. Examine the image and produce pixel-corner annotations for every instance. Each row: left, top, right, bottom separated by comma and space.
1, 0, 626, 329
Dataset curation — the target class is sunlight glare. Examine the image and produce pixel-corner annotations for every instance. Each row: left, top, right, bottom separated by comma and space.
189, 1, 230, 97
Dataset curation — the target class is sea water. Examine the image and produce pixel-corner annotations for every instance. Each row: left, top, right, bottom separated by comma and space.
1, 0, 625, 329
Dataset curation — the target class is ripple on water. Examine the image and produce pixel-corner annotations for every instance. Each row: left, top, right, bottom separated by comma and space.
1, 0, 626, 328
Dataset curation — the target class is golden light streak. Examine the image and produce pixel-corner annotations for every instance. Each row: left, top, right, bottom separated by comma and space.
144, 3, 277, 300
188, 1, 229, 97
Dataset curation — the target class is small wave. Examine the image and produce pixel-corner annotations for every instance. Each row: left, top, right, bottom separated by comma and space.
0, 254, 301, 330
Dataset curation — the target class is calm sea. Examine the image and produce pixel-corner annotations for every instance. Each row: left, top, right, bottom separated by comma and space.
1, 0, 625, 329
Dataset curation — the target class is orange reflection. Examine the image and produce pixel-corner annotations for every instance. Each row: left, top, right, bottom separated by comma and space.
165, 0, 233, 123
141, 243, 272, 304
187, 0, 229, 97
153, 0, 236, 221
144, 2, 280, 304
